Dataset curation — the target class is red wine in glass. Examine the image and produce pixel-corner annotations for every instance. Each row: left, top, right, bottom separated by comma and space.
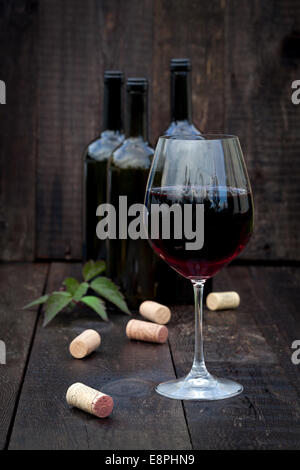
144, 134, 254, 401
148, 185, 253, 280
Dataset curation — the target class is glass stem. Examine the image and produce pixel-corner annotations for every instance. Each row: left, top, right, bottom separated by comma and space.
190, 280, 210, 379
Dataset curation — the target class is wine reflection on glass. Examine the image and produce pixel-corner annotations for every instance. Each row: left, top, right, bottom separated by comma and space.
144, 135, 254, 400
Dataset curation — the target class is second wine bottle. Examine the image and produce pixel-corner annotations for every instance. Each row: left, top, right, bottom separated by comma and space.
106, 78, 157, 309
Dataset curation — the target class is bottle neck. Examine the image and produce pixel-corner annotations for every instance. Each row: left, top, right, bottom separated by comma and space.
103, 80, 123, 132
126, 90, 148, 140
171, 71, 192, 123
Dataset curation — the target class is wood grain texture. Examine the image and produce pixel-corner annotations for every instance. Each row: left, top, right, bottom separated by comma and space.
36, 0, 153, 260
0, 0, 38, 260
168, 266, 300, 449
94, 0, 154, 135
0, 263, 48, 449
9, 262, 191, 450
152, 0, 225, 143
1, 0, 300, 262
225, 0, 300, 260
97, 0, 153, 76
3, 263, 300, 449
36, 0, 100, 259
231, 266, 300, 398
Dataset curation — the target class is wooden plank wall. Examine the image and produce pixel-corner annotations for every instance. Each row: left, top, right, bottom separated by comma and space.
0, 0, 38, 261
0, 0, 299, 261
225, 0, 300, 260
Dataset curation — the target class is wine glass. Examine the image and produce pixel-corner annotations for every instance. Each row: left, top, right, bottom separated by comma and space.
144, 135, 254, 400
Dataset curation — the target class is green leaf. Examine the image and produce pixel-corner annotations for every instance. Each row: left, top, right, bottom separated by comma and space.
43, 292, 72, 327
63, 277, 80, 295
90, 277, 130, 314
82, 260, 105, 281
23, 294, 49, 309
80, 296, 108, 321
72, 282, 89, 302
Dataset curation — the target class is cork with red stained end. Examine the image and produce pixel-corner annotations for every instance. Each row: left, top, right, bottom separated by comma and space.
66, 383, 113, 418
69, 329, 101, 359
126, 319, 168, 344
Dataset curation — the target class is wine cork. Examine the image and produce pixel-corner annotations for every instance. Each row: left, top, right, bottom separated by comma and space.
66, 383, 113, 418
139, 301, 171, 325
126, 319, 168, 344
206, 291, 240, 311
69, 329, 101, 359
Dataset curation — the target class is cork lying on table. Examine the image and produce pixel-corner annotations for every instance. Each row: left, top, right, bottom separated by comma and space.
139, 300, 171, 324
126, 319, 168, 344
69, 329, 101, 359
206, 291, 240, 311
66, 383, 113, 418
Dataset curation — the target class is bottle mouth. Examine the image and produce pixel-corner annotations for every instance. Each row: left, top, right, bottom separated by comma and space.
170, 58, 191, 71
104, 71, 124, 82
126, 78, 148, 91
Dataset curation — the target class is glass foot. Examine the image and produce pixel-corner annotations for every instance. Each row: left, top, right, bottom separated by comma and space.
156, 371, 243, 401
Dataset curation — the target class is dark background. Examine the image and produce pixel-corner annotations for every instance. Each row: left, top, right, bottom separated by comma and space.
0, 0, 299, 262
1, 1, 300, 451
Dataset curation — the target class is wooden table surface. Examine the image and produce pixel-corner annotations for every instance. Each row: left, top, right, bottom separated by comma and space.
0, 262, 300, 450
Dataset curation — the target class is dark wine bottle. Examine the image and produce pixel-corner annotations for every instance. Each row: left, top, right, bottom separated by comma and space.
157, 59, 212, 304
83, 71, 124, 261
107, 78, 156, 309
165, 58, 201, 136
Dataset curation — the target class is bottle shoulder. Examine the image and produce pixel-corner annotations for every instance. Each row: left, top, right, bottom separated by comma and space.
110, 137, 154, 170
164, 120, 202, 136
85, 130, 125, 161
